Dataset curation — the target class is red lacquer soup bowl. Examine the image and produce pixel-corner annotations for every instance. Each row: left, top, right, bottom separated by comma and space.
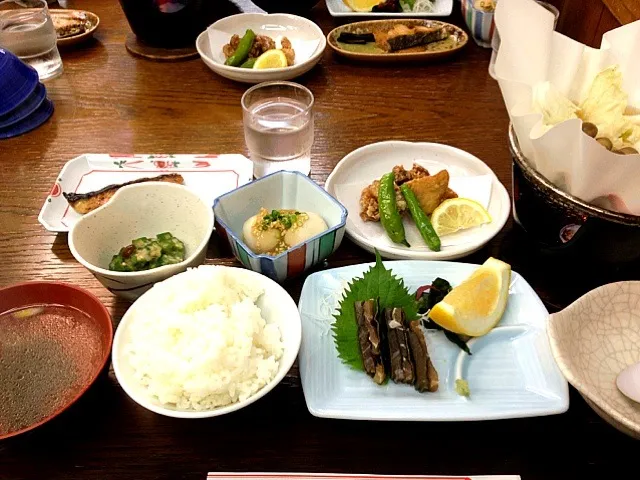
0, 282, 113, 440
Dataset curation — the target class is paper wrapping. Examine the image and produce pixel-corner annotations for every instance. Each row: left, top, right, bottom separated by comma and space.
494, 0, 640, 214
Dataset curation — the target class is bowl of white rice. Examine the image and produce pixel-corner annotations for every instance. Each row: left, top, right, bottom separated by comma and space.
111, 265, 301, 418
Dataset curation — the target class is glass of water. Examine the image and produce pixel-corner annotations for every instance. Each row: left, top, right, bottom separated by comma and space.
241, 81, 314, 178
0, 0, 63, 81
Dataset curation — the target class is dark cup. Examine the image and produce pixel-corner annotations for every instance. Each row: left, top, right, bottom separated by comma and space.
509, 126, 640, 266
118, 0, 240, 48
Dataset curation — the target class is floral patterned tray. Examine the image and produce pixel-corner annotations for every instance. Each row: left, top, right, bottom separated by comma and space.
38, 154, 253, 232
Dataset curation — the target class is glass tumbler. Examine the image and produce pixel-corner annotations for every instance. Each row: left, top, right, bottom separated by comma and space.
0, 0, 63, 81
242, 81, 314, 179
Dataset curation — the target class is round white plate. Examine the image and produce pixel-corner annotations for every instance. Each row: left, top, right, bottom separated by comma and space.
325, 141, 510, 260
196, 13, 326, 84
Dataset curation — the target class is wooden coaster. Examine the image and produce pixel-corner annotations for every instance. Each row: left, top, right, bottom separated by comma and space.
125, 33, 199, 62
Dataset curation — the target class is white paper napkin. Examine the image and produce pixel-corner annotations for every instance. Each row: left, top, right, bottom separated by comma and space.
207, 26, 320, 66
494, 0, 640, 214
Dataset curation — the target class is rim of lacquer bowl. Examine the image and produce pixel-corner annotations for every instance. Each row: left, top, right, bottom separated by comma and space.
0, 281, 113, 441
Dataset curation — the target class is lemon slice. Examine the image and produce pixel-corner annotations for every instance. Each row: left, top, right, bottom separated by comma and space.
343, 0, 382, 12
430, 198, 492, 236
253, 49, 288, 69
429, 257, 511, 337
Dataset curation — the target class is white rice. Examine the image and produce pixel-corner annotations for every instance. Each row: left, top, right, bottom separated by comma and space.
124, 266, 284, 411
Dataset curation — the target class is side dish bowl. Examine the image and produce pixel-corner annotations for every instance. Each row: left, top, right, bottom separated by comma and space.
68, 182, 214, 300
0, 281, 112, 440
548, 281, 640, 439
196, 13, 326, 84
112, 265, 302, 418
213, 170, 347, 282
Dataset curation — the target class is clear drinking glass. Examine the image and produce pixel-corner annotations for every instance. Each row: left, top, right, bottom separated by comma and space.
241, 81, 314, 178
488, 1, 559, 80
0, 0, 63, 81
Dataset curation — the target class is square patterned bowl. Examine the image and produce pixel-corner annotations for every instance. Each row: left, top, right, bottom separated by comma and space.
213, 171, 347, 282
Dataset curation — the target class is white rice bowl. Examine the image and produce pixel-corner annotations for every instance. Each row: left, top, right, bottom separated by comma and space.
112, 265, 300, 417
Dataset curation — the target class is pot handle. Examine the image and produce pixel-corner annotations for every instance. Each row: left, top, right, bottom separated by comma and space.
229, 0, 267, 13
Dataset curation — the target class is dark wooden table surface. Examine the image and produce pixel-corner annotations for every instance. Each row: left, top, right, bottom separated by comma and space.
0, 1, 637, 479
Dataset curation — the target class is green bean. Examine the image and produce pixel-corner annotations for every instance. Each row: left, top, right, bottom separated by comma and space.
240, 57, 257, 69
400, 184, 441, 251
378, 172, 410, 247
225, 29, 256, 67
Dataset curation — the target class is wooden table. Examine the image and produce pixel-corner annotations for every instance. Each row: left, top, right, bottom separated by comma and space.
0, 1, 637, 478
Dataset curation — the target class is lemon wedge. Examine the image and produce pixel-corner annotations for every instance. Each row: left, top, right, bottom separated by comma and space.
431, 198, 492, 237
429, 257, 511, 337
253, 49, 288, 69
343, 0, 382, 12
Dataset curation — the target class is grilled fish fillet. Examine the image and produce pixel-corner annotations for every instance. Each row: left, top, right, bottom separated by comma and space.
375, 24, 450, 52
63, 174, 184, 214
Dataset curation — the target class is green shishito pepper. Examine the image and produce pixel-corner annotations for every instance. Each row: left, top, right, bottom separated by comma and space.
225, 29, 256, 67
240, 57, 257, 69
400, 184, 441, 251
109, 232, 186, 272
378, 172, 410, 247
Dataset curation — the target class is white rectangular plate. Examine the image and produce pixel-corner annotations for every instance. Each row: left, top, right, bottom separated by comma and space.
326, 0, 454, 17
207, 474, 521, 480
298, 261, 569, 421
38, 154, 253, 232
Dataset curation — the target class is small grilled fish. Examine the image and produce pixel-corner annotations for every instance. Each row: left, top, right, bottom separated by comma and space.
63, 173, 184, 214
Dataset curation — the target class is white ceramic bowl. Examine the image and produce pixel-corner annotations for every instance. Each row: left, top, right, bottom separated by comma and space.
325, 141, 511, 260
196, 13, 326, 84
548, 281, 640, 439
112, 265, 302, 418
68, 183, 214, 300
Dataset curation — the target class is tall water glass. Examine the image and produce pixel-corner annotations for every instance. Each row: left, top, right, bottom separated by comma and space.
242, 81, 314, 178
0, 0, 63, 81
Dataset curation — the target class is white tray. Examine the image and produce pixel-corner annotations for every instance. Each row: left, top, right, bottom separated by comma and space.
298, 260, 569, 421
326, 0, 454, 17
38, 154, 253, 232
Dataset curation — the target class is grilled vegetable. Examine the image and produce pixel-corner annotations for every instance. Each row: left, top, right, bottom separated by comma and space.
240, 57, 257, 68
379, 172, 410, 247
225, 29, 255, 67
400, 183, 441, 251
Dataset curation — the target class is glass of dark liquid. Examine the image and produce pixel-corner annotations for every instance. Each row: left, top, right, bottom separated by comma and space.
118, 0, 239, 48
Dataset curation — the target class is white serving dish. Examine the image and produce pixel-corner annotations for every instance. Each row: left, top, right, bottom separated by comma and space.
197, 13, 326, 84
548, 281, 640, 439
112, 265, 302, 418
38, 153, 252, 232
298, 260, 569, 421
326, 0, 454, 17
325, 141, 510, 260
68, 183, 214, 300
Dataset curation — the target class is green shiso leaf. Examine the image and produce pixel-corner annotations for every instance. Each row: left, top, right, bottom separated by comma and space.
331, 250, 418, 371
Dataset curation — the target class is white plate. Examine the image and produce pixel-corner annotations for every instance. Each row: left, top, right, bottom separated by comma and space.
298, 260, 569, 421
325, 141, 510, 260
197, 13, 326, 84
326, 0, 454, 17
38, 154, 253, 232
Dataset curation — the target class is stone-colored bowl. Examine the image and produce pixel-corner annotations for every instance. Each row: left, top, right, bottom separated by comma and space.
68, 183, 214, 301
548, 281, 640, 438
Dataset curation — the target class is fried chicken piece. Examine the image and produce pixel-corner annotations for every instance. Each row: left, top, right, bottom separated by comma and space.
405, 170, 456, 215
223, 34, 241, 58
250, 35, 276, 58
392, 164, 430, 185
281, 37, 295, 66
359, 163, 430, 222
360, 180, 408, 222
